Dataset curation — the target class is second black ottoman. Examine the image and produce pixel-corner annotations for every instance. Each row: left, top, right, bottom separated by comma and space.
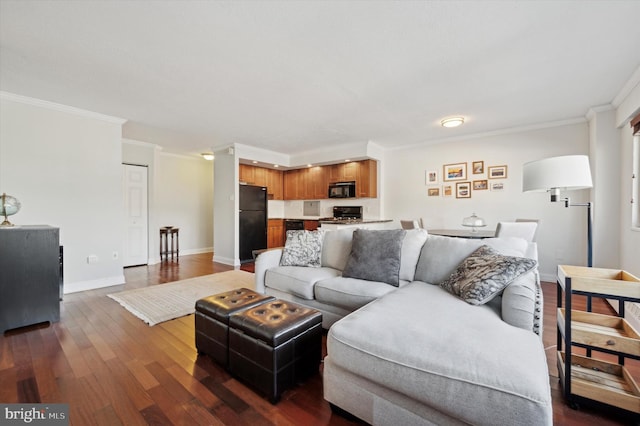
228, 300, 322, 403
195, 288, 274, 367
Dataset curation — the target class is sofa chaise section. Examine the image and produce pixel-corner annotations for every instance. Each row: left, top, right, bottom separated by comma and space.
324, 282, 552, 425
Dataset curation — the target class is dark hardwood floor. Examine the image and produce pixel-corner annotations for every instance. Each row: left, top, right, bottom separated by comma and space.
0, 253, 637, 425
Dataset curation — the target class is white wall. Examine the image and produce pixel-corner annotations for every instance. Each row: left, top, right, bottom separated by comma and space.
123, 140, 214, 263
616, 80, 640, 277
588, 108, 622, 269
0, 93, 125, 293
383, 122, 591, 281
155, 153, 213, 258
213, 147, 238, 265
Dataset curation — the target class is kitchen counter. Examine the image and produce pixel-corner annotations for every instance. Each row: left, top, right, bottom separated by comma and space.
318, 219, 393, 231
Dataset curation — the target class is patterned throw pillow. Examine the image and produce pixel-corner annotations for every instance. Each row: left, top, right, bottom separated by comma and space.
279, 230, 325, 267
440, 245, 537, 305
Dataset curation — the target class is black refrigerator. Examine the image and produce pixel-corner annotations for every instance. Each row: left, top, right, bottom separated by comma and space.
239, 184, 268, 263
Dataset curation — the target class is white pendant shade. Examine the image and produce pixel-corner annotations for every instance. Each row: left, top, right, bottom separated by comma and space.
522, 155, 593, 192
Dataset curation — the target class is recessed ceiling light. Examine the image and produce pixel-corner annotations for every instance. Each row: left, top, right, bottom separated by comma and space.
252, 160, 258, 164
201, 153, 214, 160
273, 164, 279, 168
441, 117, 465, 128
307, 164, 312, 167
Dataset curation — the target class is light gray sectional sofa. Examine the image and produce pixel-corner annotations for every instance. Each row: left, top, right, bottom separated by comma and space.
254, 228, 552, 425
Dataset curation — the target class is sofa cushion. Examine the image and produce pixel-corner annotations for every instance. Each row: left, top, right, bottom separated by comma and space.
321, 228, 355, 271
315, 277, 400, 311
439, 245, 537, 305
327, 283, 552, 426
414, 235, 529, 285
280, 230, 324, 267
399, 229, 428, 282
342, 229, 406, 286
265, 266, 341, 300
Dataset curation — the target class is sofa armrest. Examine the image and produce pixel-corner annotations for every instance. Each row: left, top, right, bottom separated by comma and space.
501, 269, 542, 337
254, 248, 283, 293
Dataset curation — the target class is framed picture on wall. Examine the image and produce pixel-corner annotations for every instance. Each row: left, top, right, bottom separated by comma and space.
443, 162, 467, 181
425, 170, 438, 185
456, 182, 471, 198
488, 165, 508, 179
442, 184, 453, 197
473, 180, 488, 190
490, 182, 505, 191
428, 187, 440, 197
472, 161, 484, 174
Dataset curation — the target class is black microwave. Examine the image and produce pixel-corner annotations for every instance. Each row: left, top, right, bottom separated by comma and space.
328, 181, 356, 198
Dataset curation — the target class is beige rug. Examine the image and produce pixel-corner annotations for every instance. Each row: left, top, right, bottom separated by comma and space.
107, 270, 255, 326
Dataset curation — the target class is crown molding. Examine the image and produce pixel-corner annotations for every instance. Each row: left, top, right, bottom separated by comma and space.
389, 117, 587, 151
585, 104, 614, 120
0, 91, 127, 124
612, 64, 640, 108
122, 138, 162, 149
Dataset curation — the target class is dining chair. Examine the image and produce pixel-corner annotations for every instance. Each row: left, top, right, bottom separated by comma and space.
400, 219, 422, 229
495, 221, 538, 242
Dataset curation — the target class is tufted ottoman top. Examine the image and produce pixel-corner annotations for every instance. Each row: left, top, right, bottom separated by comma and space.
229, 300, 322, 346
195, 288, 274, 323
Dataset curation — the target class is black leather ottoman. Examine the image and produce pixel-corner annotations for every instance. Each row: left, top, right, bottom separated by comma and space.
228, 300, 322, 403
195, 288, 274, 367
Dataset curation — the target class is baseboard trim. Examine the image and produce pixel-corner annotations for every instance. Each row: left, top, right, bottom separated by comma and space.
64, 275, 126, 294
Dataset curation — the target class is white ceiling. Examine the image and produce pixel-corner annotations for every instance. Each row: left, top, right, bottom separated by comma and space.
1, 1, 639, 157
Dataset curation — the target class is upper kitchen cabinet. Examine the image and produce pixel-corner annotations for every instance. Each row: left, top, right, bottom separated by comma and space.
239, 164, 283, 200
242, 159, 377, 200
329, 161, 358, 183
266, 168, 283, 200
305, 166, 328, 200
357, 159, 378, 198
283, 168, 305, 200
329, 160, 377, 198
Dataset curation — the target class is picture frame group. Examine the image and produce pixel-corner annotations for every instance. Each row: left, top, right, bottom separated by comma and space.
426, 160, 508, 198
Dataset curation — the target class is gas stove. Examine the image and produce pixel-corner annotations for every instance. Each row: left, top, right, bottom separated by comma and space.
320, 206, 363, 222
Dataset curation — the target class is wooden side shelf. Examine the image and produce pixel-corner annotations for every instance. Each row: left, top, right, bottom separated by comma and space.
557, 352, 640, 414
557, 265, 640, 418
558, 308, 640, 356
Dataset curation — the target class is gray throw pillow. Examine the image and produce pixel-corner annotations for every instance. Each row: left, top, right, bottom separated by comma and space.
440, 245, 537, 305
342, 229, 406, 286
279, 230, 324, 267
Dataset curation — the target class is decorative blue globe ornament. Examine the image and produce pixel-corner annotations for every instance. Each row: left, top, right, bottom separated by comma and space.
1, 193, 21, 227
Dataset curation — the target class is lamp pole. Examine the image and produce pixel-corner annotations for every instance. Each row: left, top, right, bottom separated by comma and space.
563, 199, 593, 268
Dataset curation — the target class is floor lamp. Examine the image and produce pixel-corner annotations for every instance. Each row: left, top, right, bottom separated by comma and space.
522, 155, 594, 267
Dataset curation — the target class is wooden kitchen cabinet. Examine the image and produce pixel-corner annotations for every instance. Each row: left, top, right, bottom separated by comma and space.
244, 159, 377, 200
266, 168, 283, 200
304, 220, 319, 231
267, 219, 285, 248
357, 159, 378, 198
304, 166, 328, 199
284, 169, 305, 200
239, 164, 283, 200
329, 161, 357, 183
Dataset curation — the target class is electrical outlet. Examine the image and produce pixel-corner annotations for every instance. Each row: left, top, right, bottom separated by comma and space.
112, 251, 119, 260
87, 255, 98, 264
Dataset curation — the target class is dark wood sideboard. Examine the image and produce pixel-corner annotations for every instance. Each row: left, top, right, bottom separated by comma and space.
0, 225, 60, 333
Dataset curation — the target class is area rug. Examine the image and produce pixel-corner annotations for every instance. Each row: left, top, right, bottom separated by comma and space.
107, 270, 255, 326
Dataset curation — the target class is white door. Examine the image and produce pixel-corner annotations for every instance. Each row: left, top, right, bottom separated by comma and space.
122, 164, 149, 267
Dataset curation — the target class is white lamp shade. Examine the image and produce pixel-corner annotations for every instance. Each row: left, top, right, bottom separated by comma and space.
522, 155, 593, 192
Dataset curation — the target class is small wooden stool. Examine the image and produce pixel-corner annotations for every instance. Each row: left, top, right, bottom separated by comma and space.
160, 227, 179, 261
